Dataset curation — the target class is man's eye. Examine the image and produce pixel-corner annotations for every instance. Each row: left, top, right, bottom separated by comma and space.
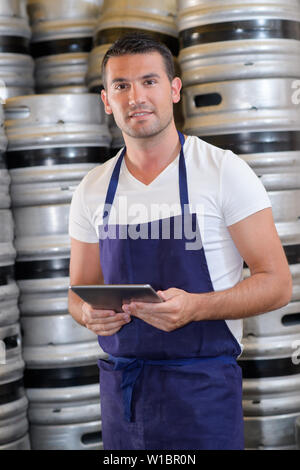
145, 80, 156, 85
115, 83, 128, 90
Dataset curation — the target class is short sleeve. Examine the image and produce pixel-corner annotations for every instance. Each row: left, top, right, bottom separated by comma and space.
220, 151, 272, 227
68, 179, 99, 243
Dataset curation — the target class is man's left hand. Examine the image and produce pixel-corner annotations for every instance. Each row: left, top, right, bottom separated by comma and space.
122, 288, 199, 332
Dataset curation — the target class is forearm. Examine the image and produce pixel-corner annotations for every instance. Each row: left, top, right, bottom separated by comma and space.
193, 272, 292, 321
68, 290, 85, 326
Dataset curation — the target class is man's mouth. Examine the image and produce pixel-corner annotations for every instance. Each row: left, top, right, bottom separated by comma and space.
129, 111, 153, 118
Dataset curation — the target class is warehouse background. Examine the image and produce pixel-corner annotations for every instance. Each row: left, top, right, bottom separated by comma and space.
0, 0, 300, 450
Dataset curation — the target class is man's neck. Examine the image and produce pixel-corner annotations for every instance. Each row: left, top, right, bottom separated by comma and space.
122, 124, 182, 185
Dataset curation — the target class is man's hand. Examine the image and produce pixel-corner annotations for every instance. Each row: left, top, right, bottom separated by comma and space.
122, 288, 198, 332
81, 302, 131, 336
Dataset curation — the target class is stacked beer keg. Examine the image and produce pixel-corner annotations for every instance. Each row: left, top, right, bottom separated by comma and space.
0, 102, 30, 450
86, 0, 181, 153
0, 0, 34, 101
4, 93, 111, 449
178, 0, 300, 449
27, 0, 103, 94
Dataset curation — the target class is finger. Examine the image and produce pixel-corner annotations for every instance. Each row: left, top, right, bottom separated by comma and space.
157, 288, 181, 301
123, 299, 173, 316
85, 312, 130, 325
82, 306, 119, 322
124, 309, 172, 332
87, 317, 130, 334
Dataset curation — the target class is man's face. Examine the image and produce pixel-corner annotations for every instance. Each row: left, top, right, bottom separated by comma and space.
101, 52, 181, 139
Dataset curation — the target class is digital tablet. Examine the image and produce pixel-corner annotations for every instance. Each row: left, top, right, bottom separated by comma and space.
70, 284, 163, 311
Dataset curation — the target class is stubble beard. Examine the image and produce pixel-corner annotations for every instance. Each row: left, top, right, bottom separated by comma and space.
116, 110, 174, 140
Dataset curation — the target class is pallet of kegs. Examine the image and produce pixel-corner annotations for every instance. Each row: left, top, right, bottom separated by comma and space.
0, 207, 29, 450
239, 150, 300, 448
0, 100, 29, 450
177, 0, 300, 449
177, 0, 300, 148
4, 93, 111, 450
0, 0, 34, 101
27, 0, 103, 93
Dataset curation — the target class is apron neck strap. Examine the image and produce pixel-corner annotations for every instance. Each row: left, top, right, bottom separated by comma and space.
178, 131, 189, 210
102, 131, 188, 222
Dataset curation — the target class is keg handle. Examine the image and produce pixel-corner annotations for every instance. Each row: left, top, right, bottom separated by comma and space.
194, 93, 222, 108
4, 105, 30, 121
2, 334, 21, 350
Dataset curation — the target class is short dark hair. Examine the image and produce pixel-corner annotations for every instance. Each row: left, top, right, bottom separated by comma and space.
101, 32, 175, 88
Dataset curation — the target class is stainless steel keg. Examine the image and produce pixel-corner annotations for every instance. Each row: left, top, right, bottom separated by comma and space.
182, 78, 300, 137
177, 0, 300, 85
0, 322, 29, 449
243, 373, 300, 449
28, 0, 103, 93
27, 383, 103, 450
0, 0, 34, 101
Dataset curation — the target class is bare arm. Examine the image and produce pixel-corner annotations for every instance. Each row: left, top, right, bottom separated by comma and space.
125, 208, 293, 331
192, 207, 292, 319
68, 237, 130, 334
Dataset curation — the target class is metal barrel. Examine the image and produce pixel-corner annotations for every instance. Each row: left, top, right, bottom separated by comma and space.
177, 0, 300, 85
27, 0, 103, 93
242, 373, 300, 449
0, 322, 29, 449
181, 77, 300, 138
93, 0, 178, 53
0, 0, 34, 101
34, 53, 91, 94
26, 384, 103, 450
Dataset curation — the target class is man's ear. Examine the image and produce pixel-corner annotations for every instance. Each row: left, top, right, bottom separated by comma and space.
101, 89, 113, 114
171, 77, 182, 104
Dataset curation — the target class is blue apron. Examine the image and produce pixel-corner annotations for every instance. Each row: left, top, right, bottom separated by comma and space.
97, 131, 244, 450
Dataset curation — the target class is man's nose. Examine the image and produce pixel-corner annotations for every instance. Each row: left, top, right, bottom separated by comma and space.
128, 84, 146, 106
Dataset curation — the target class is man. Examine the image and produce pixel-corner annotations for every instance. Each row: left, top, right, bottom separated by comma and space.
68, 33, 292, 450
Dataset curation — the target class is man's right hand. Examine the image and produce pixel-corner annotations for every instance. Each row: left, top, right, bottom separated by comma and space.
81, 302, 131, 336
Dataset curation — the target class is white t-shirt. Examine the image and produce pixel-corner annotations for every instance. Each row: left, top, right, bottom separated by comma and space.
69, 135, 271, 347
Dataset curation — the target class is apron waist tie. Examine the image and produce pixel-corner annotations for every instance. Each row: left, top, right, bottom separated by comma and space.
107, 354, 237, 422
